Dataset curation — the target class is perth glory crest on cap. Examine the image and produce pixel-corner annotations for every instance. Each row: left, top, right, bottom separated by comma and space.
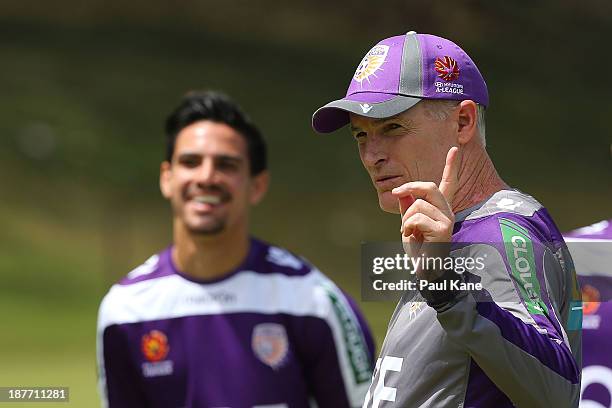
312, 31, 489, 133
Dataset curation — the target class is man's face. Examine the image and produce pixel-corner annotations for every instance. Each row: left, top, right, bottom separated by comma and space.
350, 101, 457, 214
160, 120, 267, 235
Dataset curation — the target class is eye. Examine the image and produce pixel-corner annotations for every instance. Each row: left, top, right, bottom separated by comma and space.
178, 155, 201, 168
216, 158, 240, 172
384, 123, 402, 133
353, 131, 367, 143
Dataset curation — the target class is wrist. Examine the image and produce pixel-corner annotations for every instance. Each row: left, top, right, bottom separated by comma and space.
418, 268, 465, 311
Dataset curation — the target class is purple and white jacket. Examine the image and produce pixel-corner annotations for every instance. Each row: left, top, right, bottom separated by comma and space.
362, 189, 582, 407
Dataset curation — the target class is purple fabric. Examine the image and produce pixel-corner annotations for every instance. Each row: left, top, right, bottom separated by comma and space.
463, 359, 514, 407
458, 209, 568, 335
342, 33, 488, 106
120, 238, 311, 286
580, 300, 612, 406
455, 210, 580, 384
103, 238, 375, 407
499, 211, 568, 338
475, 301, 579, 383
563, 222, 612, 406
312, 32, 490, 134
418, 34, 489, 106
345, 35, 404, 97
579, 276, 612, 301
564, 219, 612, 239
532, 208, 570, 248
119, 248, 175, 286
456, 211, 560, 324
104, 313, 350, 408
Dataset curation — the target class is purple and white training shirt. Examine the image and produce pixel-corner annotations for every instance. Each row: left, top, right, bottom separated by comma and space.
97, 238, 375, 408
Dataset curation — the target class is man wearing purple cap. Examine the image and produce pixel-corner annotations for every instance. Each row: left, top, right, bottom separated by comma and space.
312, 32, 582, 407
564, 220, 612, 407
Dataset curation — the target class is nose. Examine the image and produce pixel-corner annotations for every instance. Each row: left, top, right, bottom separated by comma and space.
360, 135, 387, 169
195, 157, 217, 186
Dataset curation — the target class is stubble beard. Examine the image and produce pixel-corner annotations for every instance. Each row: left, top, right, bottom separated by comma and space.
185, 213, 228, 236
180, 185, 232, 235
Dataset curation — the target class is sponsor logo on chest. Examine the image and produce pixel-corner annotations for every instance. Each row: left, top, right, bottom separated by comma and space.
141, 329, 174, 378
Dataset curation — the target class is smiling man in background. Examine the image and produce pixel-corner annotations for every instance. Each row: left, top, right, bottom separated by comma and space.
312, 31, 581, 407
97, 91, 374, 408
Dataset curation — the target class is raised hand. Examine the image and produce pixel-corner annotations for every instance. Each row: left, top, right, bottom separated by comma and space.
392, 147, 460, 279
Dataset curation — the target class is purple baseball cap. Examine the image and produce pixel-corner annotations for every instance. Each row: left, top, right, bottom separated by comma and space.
312, 31, 489, 133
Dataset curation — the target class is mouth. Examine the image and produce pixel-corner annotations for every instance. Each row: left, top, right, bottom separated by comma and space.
187, 189, 231, 211
193, 195, 223, 205
374, 175, 403, 191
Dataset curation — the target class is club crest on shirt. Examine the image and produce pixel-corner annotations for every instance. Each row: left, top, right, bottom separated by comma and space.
353, 45, 389, 84
252, 323, 289, 370
141, 330, 174, 377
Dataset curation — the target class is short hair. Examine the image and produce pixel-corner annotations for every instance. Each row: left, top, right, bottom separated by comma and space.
164, 91, 267, 175
421, 99, 487, 147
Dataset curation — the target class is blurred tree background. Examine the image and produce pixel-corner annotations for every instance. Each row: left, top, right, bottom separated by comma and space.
0, 0, 610, 405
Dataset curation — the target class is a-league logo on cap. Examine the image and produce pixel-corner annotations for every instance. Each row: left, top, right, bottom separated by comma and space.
353, 45, 389, 84
434, 56, 460, 81
252, 323, 289, 370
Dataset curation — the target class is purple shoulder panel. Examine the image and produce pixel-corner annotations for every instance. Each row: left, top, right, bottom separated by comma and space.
454, 206, 580, 383
117, 238, 314, 287
475, 301, 579, 383
119, 247, 174, 286
250, 238, 313, 277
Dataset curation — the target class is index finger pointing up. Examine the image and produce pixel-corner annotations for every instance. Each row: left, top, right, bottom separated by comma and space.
439, 146, 460, 205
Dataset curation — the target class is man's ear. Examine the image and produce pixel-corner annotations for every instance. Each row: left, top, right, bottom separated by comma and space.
249, 170, 270, 205
456, 100, 478, 145
160, 161, 173, 199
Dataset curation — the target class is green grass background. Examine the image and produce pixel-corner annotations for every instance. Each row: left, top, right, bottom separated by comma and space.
1, 1, 610, 406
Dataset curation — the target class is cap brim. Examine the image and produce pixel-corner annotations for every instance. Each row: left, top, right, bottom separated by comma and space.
312, 93, 422, 134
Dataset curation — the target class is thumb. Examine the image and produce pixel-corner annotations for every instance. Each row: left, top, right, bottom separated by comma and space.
439, 146, 460, 205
